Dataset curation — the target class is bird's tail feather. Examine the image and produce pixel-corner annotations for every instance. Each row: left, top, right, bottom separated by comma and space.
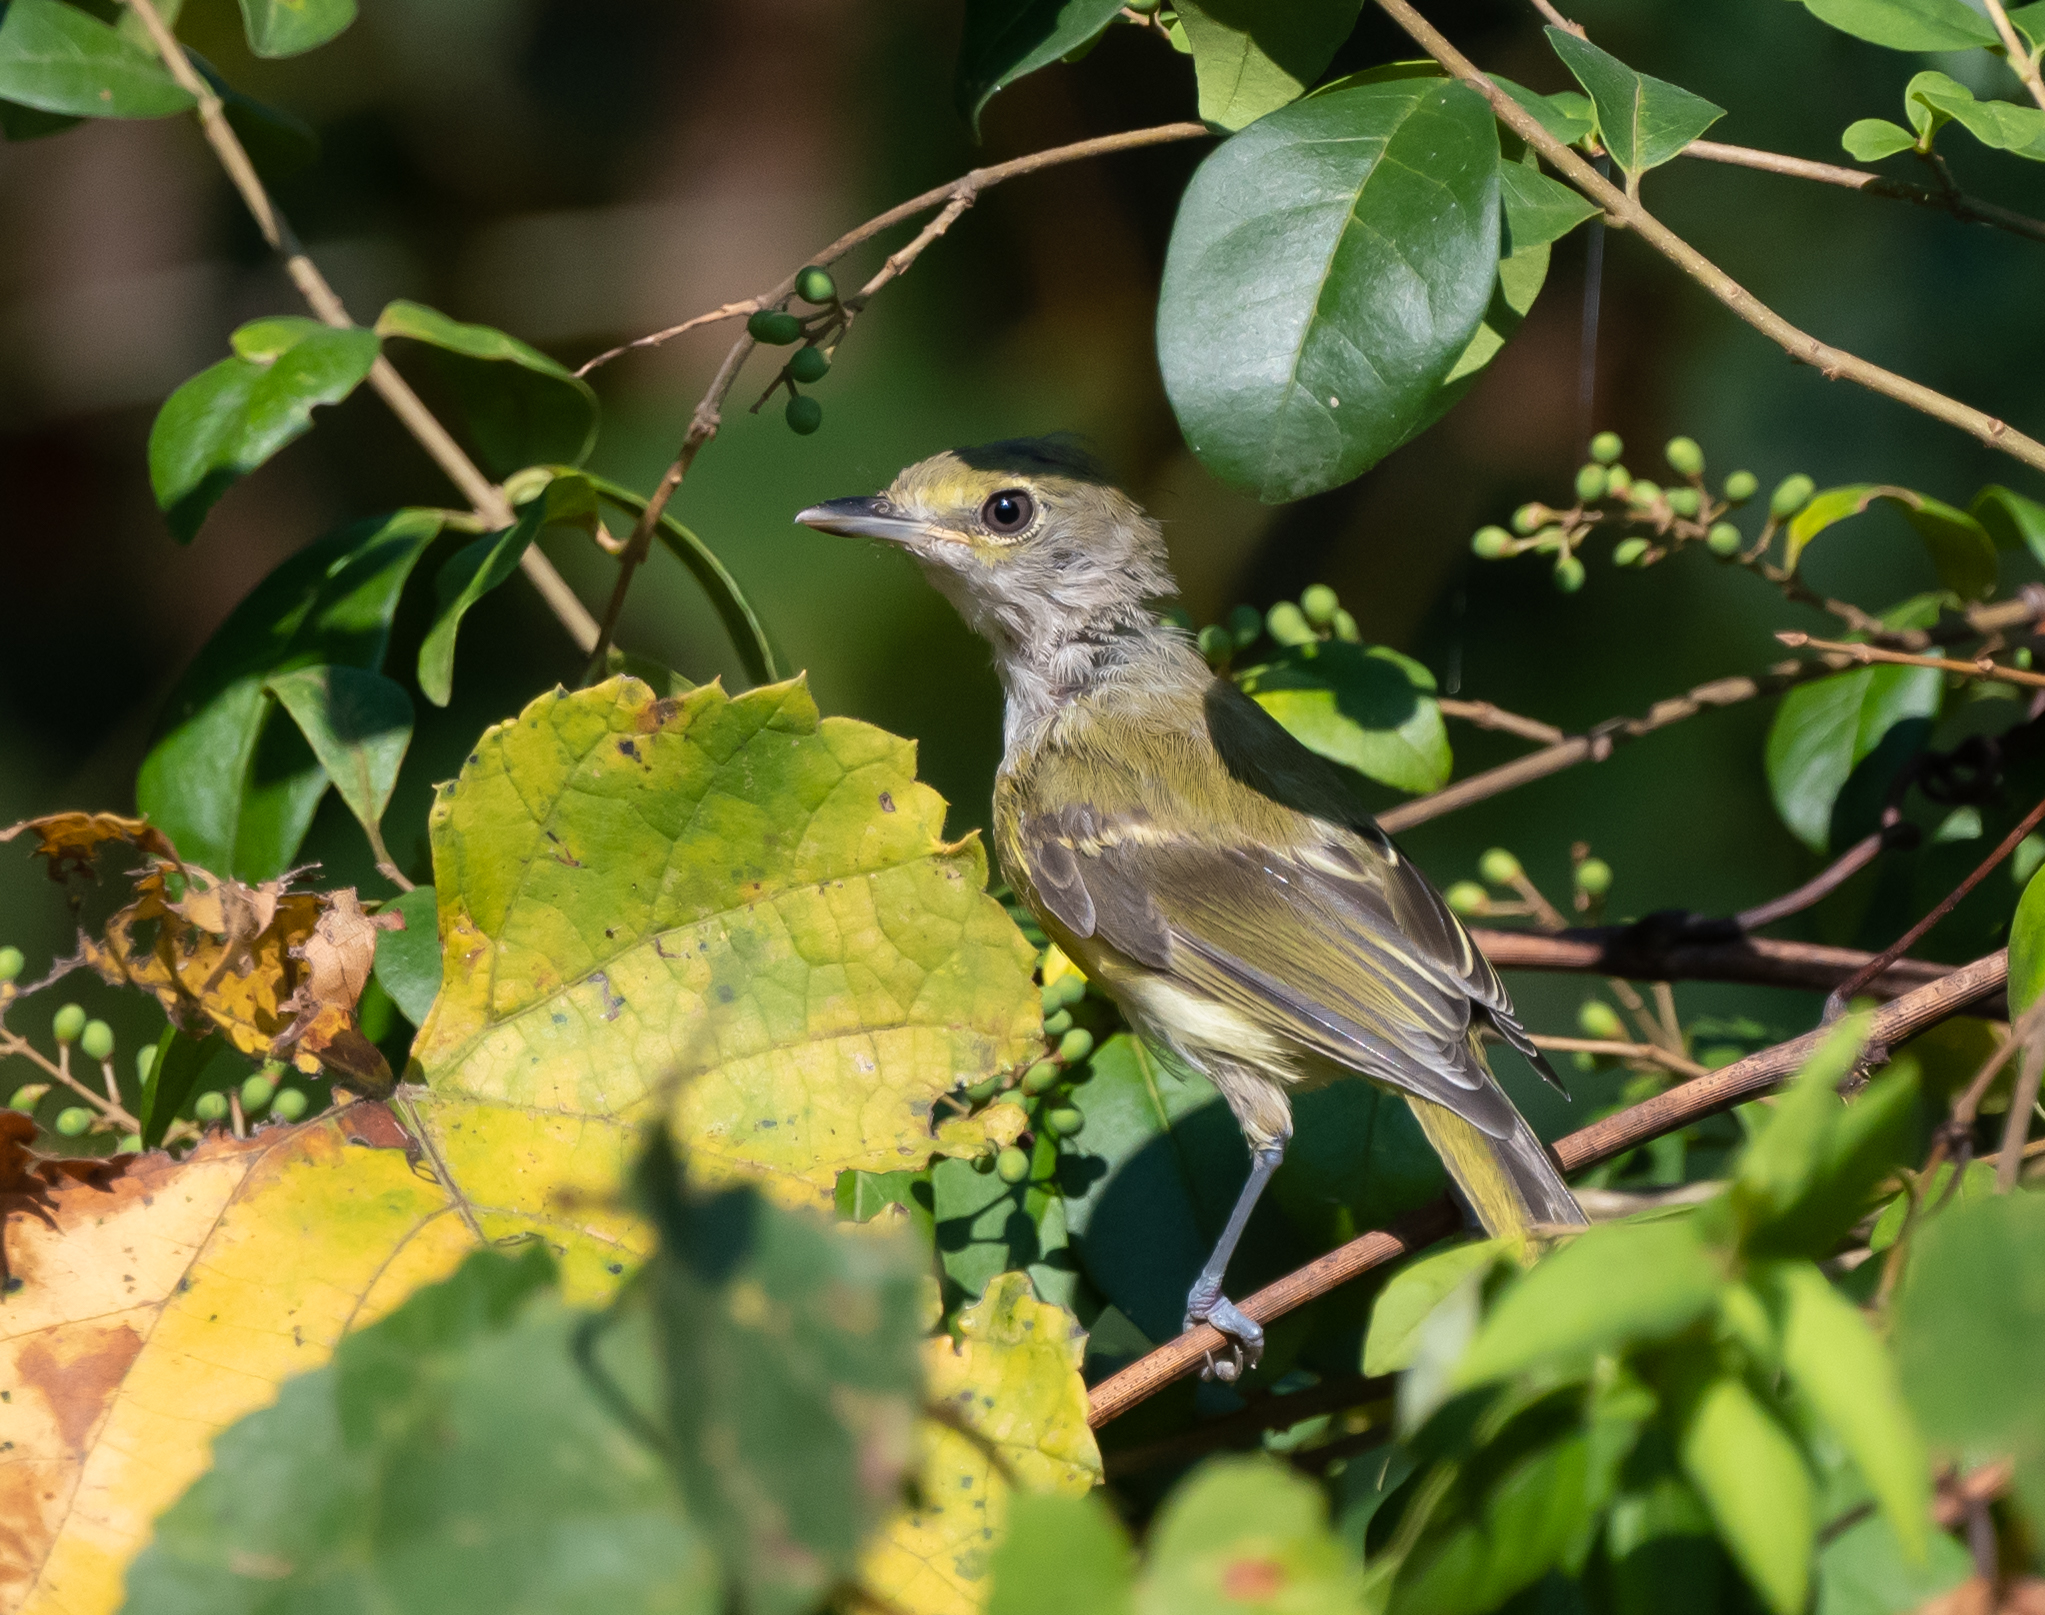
1404, 1089, 1586, 1240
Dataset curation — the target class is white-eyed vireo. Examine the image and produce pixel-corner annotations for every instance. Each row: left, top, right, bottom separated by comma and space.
799, 438, 1584, 1379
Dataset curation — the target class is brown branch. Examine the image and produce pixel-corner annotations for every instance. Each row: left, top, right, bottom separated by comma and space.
1086, 948, 2007, 1426
1529, 1034, 1708, 1080
1437, 698, 1567, 745
1471, 924, 1959, 1000
1779, 631, 2045, 690
1983, 0, 2045, 113
1375, 0, 2045, 475
1102, 1372, 1394, 1478
121, 0, 599, 654
1682, 140, 2045, 246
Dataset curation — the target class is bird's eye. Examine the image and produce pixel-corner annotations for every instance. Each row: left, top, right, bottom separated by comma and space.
980, 489, 1035, 536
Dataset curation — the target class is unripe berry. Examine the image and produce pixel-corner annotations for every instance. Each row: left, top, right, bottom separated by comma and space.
1197, 624, 1233, 666
1478, 847, 1522, 887
1589, 431, 1623, 464
81, 1020, 115, 1062
963, 1073, 1005, 1104
1042, 1008, 1073, 1037
1664, 437, 1704, 477
1044, 1105, 1085, 1138
1574, 857, 1613, 896
118, 1132, 141, 1151
995, 1146, 1031, 1184
1300, 583, 1339, 628
1227, 604, 1263, 647
1770, 474, 1816, 519
270, 1087, 310, 1122
55, 1106, 94, 1137
1266, 602, 1315, 645
194, 1090, 230, 1123
53, 1003, 86, 1044
1511, 502, 1549, 536
8, 1084, 49, 1111
1471, 526, 1513, 560
785, 394, 823, 434
794, 265, 837, 304
1612, 538, 1649, 567
241, 1073, 276, 1115
1707, 522, 1743, 557
787, 346, 830, 384
746, 310, 803, 345
1723, 470, 1759, 503
1625, 479, 1662, 508
1575, 464, 1607, 502
1444, 880, 1488, 917
0, 946, 22, 982
1553, 554, 1586, 593
1021, 1060, 1063, 1096
1603, 464, 1632, 496
1042, 973, 1087, 1012
1665, 487, 1700, 518
1330, 608, 1360, 643
1578, 999, 1627, 1041
1058, 1027, 1095, 1064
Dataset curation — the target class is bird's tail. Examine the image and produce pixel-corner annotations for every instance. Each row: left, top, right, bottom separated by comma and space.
1404, 1084, 1586, 1241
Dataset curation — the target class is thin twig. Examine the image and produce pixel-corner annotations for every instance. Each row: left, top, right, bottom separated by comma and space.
1437, 698, 1567, 745
1376, 0, 2045, 475
1682, 140, 2045, 245
1983, 0, 2045, 113
1779, 630, 2045, 690
1996, 1039, 2043, 1189
1735, 824, 1895, 931
1086, 948, 2006, 1425
120, 0, 599, 654
0, 1030, 141, 1132
1525, 0, 1585, 36
1529, 1034, 1708, 1080
1471, 924, 1961, 1000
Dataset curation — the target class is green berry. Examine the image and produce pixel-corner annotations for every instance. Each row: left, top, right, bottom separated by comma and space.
1589, 431, 1623, 464
1553, 554, 1586, 593
0, 945, 22, 983
194, 1090, 230, 1123
1604, 464, 1632, 496
1021, 1060, 1064, 1096
8, 1083, 49, 1111
1197, 624, 1233, 666
747, 310, 803, 345
1057, 1027, 1095, 1065
80, 1020, 114, 1062
1471, 526, 1513, 560
1664, 437, 1704, 477
1575, 464, 1607, 503
241, 1074, 276, 1115
118, 1132, 141, 1152
1300, 584, 1339, 628
1612, 537, 1650, 567
973, 1148, 998, 1173
1266, 602, 1315, 646
1770, 474, 1816, 519
136, 1045, 159, 1083
995, 1146, 1031, 1184
787, 346, 830, 384
1043, 974, 1087, 1011
1044, 1106, 1085, 1138
1707, 522, 1743, 557
794, 265, 837, 304
1478, 848, 1522, 887
1666, 487, 1700, 518
271, 1087, 310, 1122
964, 1073, 1006, 1104
55, 1106, 94, 1137
1042, 1008, 1074, 1038
1625, 479, 1662, 507
1330, 608, 1360, 643
53, 1003, 86, 1044
785, 394, 823, 435
1574, 858, 1613, 896
1227, 604, 1263, 647
1444, 880, 1489, 918
1511, 502, 1549, 536
1578, 999, 1627, 1041
1126, 0, 1159, 12
1723, 470, 1759, 503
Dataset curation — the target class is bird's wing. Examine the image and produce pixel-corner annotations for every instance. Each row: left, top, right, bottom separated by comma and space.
1018, 806, 1555, 1137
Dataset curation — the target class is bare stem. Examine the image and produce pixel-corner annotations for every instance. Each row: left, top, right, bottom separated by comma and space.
1472, 924, 1957, 1000
1683, 139, 2045, 245
1436, 698, 1567, 745
0, 1030, 141, 1132
1996, 1040, 2043, 1189
1529, 1034, 1708, 1080
1778, 630, 2045, 690
1982, 0, 2045, 113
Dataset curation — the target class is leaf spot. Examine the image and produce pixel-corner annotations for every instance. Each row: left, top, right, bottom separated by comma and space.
1222, 1558, 1289, 1601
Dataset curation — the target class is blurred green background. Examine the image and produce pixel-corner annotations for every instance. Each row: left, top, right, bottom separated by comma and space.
4, 0, 2042, 1103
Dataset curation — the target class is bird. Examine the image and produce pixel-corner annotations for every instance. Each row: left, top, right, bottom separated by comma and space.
796, 437, 1584, 1380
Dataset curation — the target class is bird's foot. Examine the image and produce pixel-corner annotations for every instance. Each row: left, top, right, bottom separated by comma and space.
1185, 1288, 1263, 1384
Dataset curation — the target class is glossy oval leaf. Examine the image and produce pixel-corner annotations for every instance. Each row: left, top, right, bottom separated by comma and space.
1237, 640, 1452, 794
1546, 28, 1724, 180
148, 319, 380, 543
1842, 116, 1917, 160
1794, 0, 1999, 50
1175, 0, 1363, 131
1786, 483, 1998, 598
1764, 661, 1942, 854
1908, 70, 2045, 159
1492, 75, 1596, 146
954, 0, 1124, 132
1677, 1374, 1814, 1615
237, 0, 356, 58
1365, 1238, 1510, 1375
0, 0, 196, 118
1158, 78, 1501, 504
265, 665, 413, 856
1973, 483, 2045, 565
372, 882, 442, 1026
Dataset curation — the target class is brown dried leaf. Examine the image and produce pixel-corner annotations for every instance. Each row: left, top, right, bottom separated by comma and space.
1, 1109, 134, 1287
277, 890, 402, 1093
0, 812, 179, 882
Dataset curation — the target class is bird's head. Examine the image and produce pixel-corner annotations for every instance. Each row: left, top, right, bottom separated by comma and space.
795, 437, 1177, 661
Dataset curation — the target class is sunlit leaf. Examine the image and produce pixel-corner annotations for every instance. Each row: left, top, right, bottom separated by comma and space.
0, 0, 195, 119
1365, 1239, 1510, 1376
237, 0, 356, 59
2010, 865, 2045, 1016
1842, 116, 1917, 160
1498, 158, 1601, 252
1786, 484, 1998, 599
1817, 1509, 1972, 1615
1972, 483, 2045, 566
1792, 0, 1999, 49
1546, 28, 1724, 180
1907, 69, 2045, 159
1237, 639, 1452, 794
1492, 75, 1597, 146
1173, 0, 1362, 131
988, 1491, 1135, 1615
1676, 1373, 1813, 1615
1137, 1454, 1362, 1614
265, 665, 413, 859
1764, 653, 1942, 855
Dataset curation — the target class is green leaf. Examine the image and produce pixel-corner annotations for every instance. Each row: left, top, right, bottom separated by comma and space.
1545, 28, 1724, 180
989, 1491, 1135, 1615
1795, 0, 1999, 50
1498, 159, 1601, 252
264, 665, 413, 855
1453, 1218, 1723, 1388
1869, 1158, 1997, 1251
1893, 1192, 2045, 1533
124, 1244, 718, 1614
1764, 659, 1942, 854
1842, 117, 1918, 160
1492, 75, 1597, 146
1365, 1239, 1510, 1375
1728, 1017, 1868, 1229
1764, 1261, 1928, 1557
1817, 1509, 1972, 1615
929, 1130, 1083, 1314
1137, 1454, 1364, 1613
373, 883, 442, 1027
1237, 639, 1451, 794
136, 1026, 210, 1148
137, 509, 444, 878
1677, 1373, 1814, 1615
237, 0, 355, 58
0, 95, 80, 138
0, 0, 195, 118
1157, 78, 1501, 503
1786, 484, 1999, 599
2011, 864, 2045, 1016
418, 474, 598, 708
635, 1131, 927, 1615
1907, 69, 2045, 159
1973, 483, 2045, 567
376, 301, 598, 476
954, 0, 1125, 132
1605, 1460, 1729, 1615
1173, 0, 1363, 131
148, 319, 379, 543
2012, 0, 2045, 51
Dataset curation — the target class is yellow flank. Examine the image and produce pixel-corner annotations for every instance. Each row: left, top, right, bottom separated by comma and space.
1404, 1092, 1536, 1244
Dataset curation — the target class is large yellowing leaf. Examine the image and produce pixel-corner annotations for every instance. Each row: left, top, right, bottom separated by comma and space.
860, 1271, 1103, 1615
409, 675, 1042, 1210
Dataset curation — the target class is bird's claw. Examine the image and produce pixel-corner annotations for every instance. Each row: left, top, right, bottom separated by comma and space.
1186, 1292, 1263, 1383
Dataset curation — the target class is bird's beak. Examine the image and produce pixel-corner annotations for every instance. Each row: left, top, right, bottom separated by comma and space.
794, 496, 929, 544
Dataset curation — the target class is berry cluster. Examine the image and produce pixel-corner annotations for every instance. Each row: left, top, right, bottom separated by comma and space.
1180, 582, 1360, 674
745, 264, 842, 435
960, 966, 1097, 1186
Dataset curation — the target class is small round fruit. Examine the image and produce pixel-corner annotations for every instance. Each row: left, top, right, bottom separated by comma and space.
1666, 487, 1700, 518
0, 945, 22, 983
1575, 464, 1607, 502
1578, 999, 1627, 1041
785, 394, 823, 434
1197, 624, 1233, 666
1574, 857, 1614, 896
1553, 554, 1586, 593
1664, 437, 1704, 477
1604, 466, 1632, 498
55, 1106, 94, 1137
1723, 469, 1759, 503
1266, 601, 1315, 645
1043, 973, 1087, 1011
1228, 604, 1263, 647
118, 1132, 141, 1152
136, 1044, 159, 1083
1511, 502, 1549, 536
52, 1003, 86, 1044
1042, 1008, 1074, 1038
787, 346, 830, 384
1471, 525, 1513, 560
1589, 431, 1623, 464
1330, 607, 1360, 643
194, 1090, 230, 1123
8, 1083, 49, 1111
995, 1146, 1031, 1184
1044, 1106, 1085, 1138
794, 265, 837, 304
1707, 522, 1743, 557
80, 1020, 114, 1062
964, 1073, 1005, 1104
1478, 847, 1522, 887
1057, 1027, 1095, 1065
1300, 583, 1339, 628
746, 310, 803, 345
241, 1074, 276, 1115
973, 1148, 997, 1173
270, 1087, 310, 1122
1612, 537, 1649, 567
1770, 473, 1816, 519
1021, 1060, 1063, 1096
1626, 479, 1662, 507
1444, 880, 1488, 918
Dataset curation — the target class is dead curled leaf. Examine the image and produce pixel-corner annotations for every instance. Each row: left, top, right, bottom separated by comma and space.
0, 1109, 133, 1286
0, 812, 179, 884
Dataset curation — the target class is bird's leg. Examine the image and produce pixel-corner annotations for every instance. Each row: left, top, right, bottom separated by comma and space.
1183, 1135, 1287, 1384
